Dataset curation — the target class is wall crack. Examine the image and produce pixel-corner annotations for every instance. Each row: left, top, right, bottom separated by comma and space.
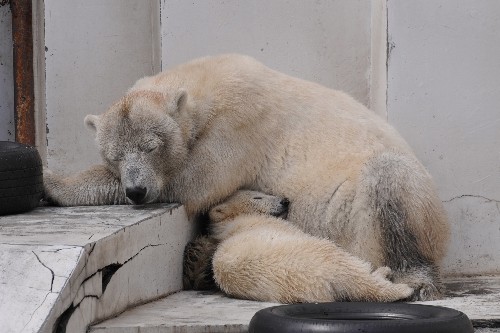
443, 194, 500, 204
123, 243, 164, 265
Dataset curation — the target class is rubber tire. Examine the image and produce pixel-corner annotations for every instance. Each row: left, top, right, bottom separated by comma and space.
248, 302, 473, 333
0, 141, 43, 215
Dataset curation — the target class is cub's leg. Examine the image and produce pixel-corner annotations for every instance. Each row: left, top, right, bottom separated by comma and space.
355, 151, 450, 301
44, 165, 127, 206
183, 235, 219, 290
345, 266, 414, 302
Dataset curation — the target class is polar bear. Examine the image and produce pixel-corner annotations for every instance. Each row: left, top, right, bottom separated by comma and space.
44, 54, 449, 300
199, 190, 414, 303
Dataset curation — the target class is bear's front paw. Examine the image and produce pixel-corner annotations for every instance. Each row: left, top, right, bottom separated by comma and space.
42, 169, 64, 205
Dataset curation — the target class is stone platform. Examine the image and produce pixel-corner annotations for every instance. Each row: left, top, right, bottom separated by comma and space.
1, 205, 499, 333
0, 204, 195, 333
90, 276, 500, 333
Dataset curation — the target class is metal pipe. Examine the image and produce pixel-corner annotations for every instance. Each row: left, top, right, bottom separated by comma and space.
11, 0, 35, 145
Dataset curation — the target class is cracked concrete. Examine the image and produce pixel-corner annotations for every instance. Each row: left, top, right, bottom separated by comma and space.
32, 251, 55, 292
0, 204, 195, 333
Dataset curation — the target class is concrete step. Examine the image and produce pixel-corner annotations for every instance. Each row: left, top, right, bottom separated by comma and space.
90, 290, 278, 333
0, 204, 195, 333
91, 276, 500, 333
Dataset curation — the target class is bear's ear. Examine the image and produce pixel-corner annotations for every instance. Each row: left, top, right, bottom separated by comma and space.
84, 114, 100, 132
209, 204, 229, 223
175, 89, 188, 113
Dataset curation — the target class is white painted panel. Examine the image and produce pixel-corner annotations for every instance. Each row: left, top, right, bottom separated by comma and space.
0, 4, 14, 141
387, 0, 500, 275
44, 0, 160, 174
161, 0, 372, 106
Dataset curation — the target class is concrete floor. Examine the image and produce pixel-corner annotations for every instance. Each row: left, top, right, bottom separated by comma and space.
90, 276, 500, 333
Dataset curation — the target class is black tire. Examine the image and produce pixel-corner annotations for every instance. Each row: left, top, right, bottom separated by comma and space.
249, 302, 473, 333
0, 141, 43, 215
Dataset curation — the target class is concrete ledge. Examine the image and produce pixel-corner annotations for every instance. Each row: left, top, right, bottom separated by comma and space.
91, 276, 500, 333
90, 291, 278, 333
0, 204, 195, 333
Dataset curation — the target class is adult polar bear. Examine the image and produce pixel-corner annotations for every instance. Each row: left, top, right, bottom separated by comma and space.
44, 54, 449, 301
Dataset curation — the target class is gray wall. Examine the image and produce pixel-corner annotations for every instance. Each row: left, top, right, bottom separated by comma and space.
44, 0, 160, 174
161, 0, 373, 107
41, 0, 376, 174
387, 0, 500, 275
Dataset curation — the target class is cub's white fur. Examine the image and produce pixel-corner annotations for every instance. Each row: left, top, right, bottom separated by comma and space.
209, 190, 414, 303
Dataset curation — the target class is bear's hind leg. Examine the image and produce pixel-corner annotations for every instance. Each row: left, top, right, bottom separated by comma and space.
360, 266, 414, 302
357, 151, 450, 301
328, 256, 413, 302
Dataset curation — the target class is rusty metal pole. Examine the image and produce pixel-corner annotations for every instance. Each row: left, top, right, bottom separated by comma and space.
11, 0, 36, 146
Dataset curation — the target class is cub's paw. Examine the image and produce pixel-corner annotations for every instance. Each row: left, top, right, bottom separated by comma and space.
372, 266, 394, 280
183, 236, 219, 290
387, 283, 415, 301
370, 267, 414, 302
42, 169, 63, 205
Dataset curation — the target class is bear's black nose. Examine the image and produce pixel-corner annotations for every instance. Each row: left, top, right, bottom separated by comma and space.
126, 186, 147, 204
281, 198, 290, 208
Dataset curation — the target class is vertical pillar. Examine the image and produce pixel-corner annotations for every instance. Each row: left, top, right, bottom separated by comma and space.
11, 0, 35, 145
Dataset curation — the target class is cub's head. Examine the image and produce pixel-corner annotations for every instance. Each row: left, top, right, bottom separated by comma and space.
84, 89, 190, 204
209, 190, 289, 223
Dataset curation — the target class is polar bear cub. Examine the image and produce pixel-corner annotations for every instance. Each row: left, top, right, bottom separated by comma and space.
208, 190, 414, 303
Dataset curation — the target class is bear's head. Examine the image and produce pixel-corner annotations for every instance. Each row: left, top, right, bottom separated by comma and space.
209, 190, 289, 223
84, 89, 190, 204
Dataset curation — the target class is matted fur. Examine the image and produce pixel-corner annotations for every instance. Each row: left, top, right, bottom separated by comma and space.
209, 190, 413, 303
183, 235, 218, 290
44, 54, 449, 300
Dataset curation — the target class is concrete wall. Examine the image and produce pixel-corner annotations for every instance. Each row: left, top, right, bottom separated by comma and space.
0, 4, 14, 141
43, 0, 160, 174
387, 0, 500, 275
161, 0, 374, 108
41, 0, 379, 172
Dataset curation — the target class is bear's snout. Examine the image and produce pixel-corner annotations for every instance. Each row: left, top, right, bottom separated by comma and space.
126, 186, 147, 204
281, 198, 290, 208
272, 197, 290, 218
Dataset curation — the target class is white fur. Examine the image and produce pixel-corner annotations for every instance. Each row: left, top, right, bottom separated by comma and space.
210, 191, 414, 303
44, 54, 449, 300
